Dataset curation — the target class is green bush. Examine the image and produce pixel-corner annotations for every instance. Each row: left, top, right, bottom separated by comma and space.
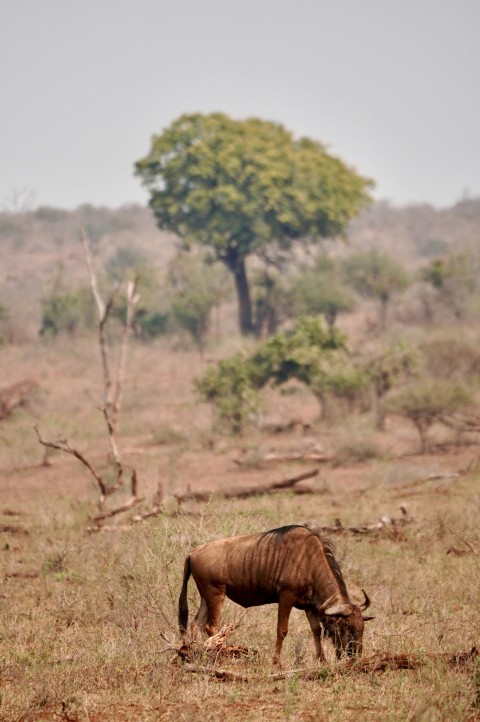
194, 354, 261, 433
290, 256, 356, 328
342, 250, 409, 329
40, 287, 95, 336
365, 343, 420, 429
133, 309, 170, 339
170, 288, 214, 353
195, 317, 349, 432
166, 251, 230, 352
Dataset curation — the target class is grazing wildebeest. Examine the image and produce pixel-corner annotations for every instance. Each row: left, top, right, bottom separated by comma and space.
178, 524, 372, 664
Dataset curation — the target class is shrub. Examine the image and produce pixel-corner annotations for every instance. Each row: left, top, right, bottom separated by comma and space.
342, 250, 409, 329
195, 317, 348, 432
332, 437, 385, 467
310, 362, 371, 418
365, 343, 420, 429
166, 251, 230, 352
194, 354, 261, 434
290, 257, 356, 328
40, 287, 95, 336
419, 337, 480, 381
133, 309, 170, 339
385, 379, 472, 452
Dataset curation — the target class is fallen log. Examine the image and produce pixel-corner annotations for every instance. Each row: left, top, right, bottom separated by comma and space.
182, 647, 479, 682
175, 467, 320, 504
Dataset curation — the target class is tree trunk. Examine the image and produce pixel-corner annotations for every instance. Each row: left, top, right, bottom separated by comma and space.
227, 253, 253, 335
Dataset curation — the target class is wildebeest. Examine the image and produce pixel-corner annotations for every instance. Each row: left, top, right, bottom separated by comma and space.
178, 524, 372, 663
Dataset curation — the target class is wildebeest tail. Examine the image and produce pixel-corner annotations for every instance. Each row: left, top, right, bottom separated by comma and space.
178, 555, 191, 635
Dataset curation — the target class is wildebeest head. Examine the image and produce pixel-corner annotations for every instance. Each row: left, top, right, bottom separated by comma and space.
321, 590, 373, 658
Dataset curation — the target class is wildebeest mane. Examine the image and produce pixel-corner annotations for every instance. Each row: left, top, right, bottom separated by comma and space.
259, 524, 306, 543
320, 537, 349, 598
260, 525, 349, 598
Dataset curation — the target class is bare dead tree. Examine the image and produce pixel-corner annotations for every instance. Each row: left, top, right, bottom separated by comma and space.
80, 227, 139, 451
35, 230, 163, 527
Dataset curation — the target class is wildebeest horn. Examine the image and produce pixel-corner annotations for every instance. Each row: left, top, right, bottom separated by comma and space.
359, 589, 371, 611
319, 595, 336, 612
323, 603, 353, 617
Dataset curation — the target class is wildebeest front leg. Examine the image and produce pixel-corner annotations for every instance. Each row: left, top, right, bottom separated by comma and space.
305, 609, 326, 661
273, 594, 294, 665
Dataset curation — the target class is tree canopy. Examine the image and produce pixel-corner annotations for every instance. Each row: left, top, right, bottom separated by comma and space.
135, 113, 374, 334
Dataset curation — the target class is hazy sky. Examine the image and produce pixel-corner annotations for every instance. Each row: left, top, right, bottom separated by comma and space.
1, 0, 479, 210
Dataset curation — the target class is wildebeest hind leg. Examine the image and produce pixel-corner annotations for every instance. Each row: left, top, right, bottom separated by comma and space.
204, 588, 225, 637
305, 610, 326, 661
191, 597, 208, 640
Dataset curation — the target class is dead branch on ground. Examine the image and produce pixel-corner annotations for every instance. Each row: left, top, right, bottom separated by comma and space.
302, 506, 411, 538
174, 468, 320, 504
182, 647, 478, 682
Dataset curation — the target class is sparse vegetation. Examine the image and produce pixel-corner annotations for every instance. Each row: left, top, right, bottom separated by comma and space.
385, 378, 473, 452
40, 285, 95, 336
342, 249, 410, 330
290, 255, 356, 329
195, 317, 348, 431
1, 199, 480, 720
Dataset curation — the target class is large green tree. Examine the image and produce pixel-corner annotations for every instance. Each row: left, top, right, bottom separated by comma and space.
135, 113, 373, 335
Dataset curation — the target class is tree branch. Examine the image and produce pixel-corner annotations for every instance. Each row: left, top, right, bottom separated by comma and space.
34, 425, 108, 498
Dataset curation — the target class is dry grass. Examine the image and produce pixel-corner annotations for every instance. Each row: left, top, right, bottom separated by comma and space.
1, 338, 480, 721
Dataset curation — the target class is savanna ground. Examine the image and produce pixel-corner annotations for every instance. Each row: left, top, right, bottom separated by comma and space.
1, 337, 479, 722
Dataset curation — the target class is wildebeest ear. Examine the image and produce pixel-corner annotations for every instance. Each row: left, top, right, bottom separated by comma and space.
362, 615, 375, 622
324, 603, 352, 617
